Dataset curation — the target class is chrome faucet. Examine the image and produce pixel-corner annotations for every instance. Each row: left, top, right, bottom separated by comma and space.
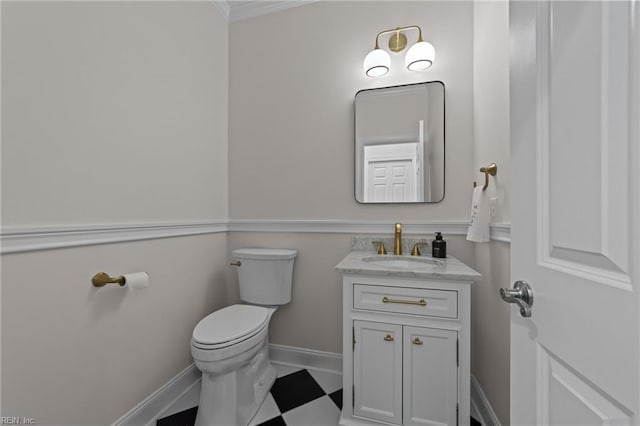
394, 223, 402, 255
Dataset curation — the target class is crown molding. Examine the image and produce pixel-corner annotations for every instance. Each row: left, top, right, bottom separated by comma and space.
214, 0, 319, 23
212, 0, 231, 21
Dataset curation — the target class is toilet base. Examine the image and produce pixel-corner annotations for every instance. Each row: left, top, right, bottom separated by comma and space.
194, 344, 276, 426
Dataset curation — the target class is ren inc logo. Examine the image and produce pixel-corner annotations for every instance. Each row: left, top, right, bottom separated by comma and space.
0, 418, 35, 425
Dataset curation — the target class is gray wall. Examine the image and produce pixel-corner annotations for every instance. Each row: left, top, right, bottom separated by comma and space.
1, 2, 230, 423
2, 2, 229, 226
227, 0, 478, 351
229, 1, 474, 221
472, 2, 511, 424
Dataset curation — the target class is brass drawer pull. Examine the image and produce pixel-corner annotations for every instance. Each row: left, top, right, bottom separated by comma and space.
382, 296, 427, 306
384, 334, 394, 342
413, 337, 424, 345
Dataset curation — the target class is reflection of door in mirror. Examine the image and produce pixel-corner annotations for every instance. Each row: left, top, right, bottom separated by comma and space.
364, 142, 419, 202
355, 82, 444, 204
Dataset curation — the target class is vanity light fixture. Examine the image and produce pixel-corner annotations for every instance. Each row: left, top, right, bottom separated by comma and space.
363, 26, 435, 77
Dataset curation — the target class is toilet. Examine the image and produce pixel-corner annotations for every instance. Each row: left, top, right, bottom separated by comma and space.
191, 247, 297, 426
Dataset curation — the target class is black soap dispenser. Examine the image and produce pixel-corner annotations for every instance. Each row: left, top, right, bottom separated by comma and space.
432, 232, 447, 258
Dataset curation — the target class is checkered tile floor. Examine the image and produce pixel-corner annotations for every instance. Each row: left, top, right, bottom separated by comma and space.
157, 364, 342, 426
156, 363, 482, 426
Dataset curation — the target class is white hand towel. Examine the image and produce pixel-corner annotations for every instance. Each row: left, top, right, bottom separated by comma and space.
466, 185, 491, 242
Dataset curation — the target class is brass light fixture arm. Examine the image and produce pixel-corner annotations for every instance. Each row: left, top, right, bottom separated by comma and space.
374, 25, 423, 51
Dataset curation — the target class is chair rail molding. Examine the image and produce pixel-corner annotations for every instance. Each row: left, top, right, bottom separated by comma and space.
0, 221, 228, 254
1, 220, 511, 254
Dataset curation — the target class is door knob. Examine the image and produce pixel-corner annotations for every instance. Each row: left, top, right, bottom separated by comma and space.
500, 280, 534, 317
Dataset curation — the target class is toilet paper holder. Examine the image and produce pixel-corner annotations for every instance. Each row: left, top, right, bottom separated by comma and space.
92, 272, 126, 287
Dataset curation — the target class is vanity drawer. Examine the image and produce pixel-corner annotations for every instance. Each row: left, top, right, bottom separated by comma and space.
353, 284, 458, 318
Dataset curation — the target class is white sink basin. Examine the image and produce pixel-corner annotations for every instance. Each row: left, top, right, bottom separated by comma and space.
362, 255, 443, 268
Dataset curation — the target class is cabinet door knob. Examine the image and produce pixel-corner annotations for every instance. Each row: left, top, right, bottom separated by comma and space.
412, 337, 423, 345
384, 334, 394, 342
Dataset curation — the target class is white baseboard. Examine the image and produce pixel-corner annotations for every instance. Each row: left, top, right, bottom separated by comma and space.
470, 375, 501, 426
269, 343, 343, 374
113, 363, 200, 426
115, 352, 499, 426
112, 344, 342, 425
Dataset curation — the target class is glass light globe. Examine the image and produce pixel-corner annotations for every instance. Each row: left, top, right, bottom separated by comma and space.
405, 41, 435, 71
363, 48, 391, 77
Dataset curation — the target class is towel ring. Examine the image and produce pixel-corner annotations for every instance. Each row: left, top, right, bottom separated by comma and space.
473, 163, 497, 191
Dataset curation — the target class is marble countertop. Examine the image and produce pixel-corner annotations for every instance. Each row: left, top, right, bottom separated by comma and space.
335, 250, 482, 281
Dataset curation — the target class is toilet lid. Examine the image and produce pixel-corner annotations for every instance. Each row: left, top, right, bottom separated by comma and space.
232, 248, 297, 260
192, 305, 269, 345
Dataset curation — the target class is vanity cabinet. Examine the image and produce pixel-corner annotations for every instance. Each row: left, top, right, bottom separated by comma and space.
337, 269, 476, 426
353, 320, 458, 426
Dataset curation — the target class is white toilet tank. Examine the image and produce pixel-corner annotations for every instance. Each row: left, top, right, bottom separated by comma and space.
232, 248, 297, 305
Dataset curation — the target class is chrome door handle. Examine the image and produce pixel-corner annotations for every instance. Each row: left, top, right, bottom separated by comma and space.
500, 280, 534, 317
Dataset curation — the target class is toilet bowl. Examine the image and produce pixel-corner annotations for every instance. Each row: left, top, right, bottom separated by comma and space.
191, 304, 276, 426
191, 248, 297, 426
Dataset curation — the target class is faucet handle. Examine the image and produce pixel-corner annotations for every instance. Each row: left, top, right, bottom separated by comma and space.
372, 241, 387, 255
411, 242, 429, 256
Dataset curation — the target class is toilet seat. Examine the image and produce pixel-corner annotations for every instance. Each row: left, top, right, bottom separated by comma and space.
192, 305, 269, 350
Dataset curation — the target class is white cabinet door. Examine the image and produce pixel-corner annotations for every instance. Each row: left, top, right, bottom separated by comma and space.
353, 320, 403, 425
403, 326, 458, 426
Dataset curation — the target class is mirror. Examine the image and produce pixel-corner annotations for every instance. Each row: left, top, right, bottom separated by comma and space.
355, 81, 444, 203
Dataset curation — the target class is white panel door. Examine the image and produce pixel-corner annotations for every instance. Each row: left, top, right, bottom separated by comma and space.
366, 159, 415, 202
353, 320, 403, 425
403, 326, 458, 426
364, 143, 418, 202
509, 1, 639, 425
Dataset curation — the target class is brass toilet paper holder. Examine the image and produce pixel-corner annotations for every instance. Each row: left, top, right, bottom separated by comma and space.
92, 272, 126, 287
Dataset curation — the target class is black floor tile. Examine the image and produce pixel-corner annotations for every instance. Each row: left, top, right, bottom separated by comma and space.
329, 389, 342, 410
256, 415, 287, 426
270, 369, 326, 413
156, 406, 197, 426
471, 416, 482, 426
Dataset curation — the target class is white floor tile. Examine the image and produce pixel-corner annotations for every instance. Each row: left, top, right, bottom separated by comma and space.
282, 395, 340, 426
249, 393, 281, 426
273, 362, 302, 378
158, 379, 201, 418
307, 369, 342, 394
